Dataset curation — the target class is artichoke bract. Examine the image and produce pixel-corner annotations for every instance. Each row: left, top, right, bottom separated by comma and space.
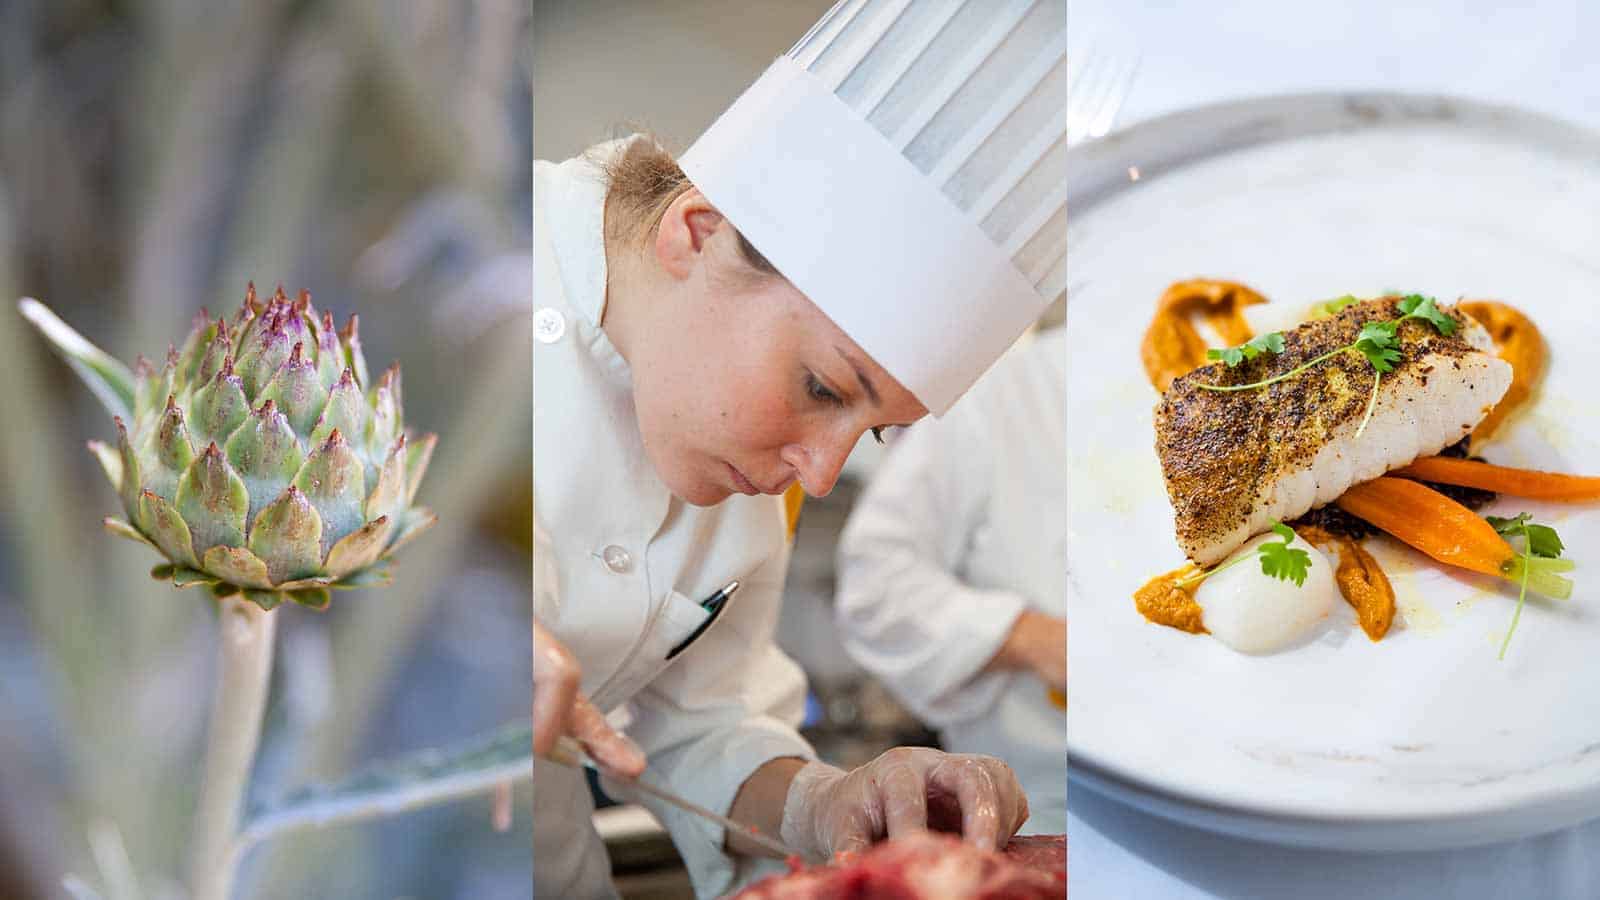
20, 285, 437, 610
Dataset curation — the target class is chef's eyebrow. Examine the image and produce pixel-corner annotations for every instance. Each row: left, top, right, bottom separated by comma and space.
834, 345, 881, 407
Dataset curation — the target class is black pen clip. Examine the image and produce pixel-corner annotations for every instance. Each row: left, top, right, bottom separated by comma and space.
666, 580, 740, 660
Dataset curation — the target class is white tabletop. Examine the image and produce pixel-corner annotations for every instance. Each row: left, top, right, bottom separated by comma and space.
1067, 1, 1600, 897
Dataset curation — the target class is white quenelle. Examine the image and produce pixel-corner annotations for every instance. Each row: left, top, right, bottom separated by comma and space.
1194, 530, 1338, 653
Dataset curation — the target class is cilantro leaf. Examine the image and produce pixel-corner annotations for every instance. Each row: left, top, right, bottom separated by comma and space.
1357, 320, 1398, 345
1258, 521, 1311, 587
1486, 512, 1531, 534
1207, 332, 1285, 368
1397, 294, 1458, 335
1353, 321, 1402, 371
1527, 524, 1564, 558
1487, 513, 1565, 558
1207, 345, 1244, 366
1254, 331, 1286, 355
1354, 340, 1402, 372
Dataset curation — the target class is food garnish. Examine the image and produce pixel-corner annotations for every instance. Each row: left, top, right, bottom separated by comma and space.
1195, 294, 1459, 439
1207, 332, 1283, 367
1485, 513, 1568, 659
1175, 521, 1310, 588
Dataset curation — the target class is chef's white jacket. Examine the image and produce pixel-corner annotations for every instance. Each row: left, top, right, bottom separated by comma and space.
533, 141, 815, 899
835, 327, 1068, 834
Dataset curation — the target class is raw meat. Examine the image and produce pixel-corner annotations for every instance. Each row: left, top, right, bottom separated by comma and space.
730, 832, 1066, 899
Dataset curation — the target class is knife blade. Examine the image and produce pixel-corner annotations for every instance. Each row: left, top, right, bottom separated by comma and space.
550, 736, 799, 858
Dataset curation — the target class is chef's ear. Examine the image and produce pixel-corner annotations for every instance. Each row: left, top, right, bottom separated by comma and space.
654, 188, 725, 281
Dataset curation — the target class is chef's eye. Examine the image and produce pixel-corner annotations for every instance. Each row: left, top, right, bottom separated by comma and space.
806, 372, 843, 406
870, 427, 886, 444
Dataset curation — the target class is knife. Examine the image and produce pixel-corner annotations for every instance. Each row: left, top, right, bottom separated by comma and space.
550, 736, 799, 858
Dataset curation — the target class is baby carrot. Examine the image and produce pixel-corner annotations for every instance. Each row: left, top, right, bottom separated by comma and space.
1335, 477, 1573, 599
1393, 456, 1600, 501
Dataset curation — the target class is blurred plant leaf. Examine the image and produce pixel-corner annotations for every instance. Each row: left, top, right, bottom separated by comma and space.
238, 722, 531, 849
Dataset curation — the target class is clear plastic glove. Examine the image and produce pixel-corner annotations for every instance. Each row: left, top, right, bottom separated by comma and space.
779, 748, 1029, 863
533, 619, 646, 778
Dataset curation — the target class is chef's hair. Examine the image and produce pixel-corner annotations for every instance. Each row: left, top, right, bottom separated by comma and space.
600, 135, 778, 277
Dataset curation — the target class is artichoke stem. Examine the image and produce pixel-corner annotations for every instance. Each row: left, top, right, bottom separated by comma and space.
188, 596, 277, 900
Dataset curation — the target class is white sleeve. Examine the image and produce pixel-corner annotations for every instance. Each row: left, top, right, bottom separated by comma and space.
615, 517, 816, 898
834, 405, 1028, 729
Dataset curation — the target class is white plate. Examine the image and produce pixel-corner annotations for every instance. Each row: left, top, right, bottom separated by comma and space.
1065, 93, 1600, 852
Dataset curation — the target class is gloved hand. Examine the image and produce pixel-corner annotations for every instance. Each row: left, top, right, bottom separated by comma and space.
779, 748, 1029, 863
533, 619, 646, 778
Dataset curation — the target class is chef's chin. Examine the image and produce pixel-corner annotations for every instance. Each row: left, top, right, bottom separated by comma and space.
662, 469, 732, 507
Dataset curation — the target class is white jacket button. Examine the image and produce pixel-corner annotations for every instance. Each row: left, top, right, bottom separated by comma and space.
534, 307, 566, 343
601, 545, 632, 574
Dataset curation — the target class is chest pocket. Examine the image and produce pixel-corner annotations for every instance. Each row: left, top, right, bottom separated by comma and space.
591, 589, 713, 712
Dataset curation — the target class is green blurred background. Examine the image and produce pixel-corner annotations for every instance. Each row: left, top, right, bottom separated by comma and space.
0, 2, 534, 897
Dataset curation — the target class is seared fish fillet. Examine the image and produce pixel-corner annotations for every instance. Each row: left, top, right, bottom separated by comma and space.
1156, 298, 1511, 566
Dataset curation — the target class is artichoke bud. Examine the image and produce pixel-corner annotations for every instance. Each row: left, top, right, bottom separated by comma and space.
366, 433, 407, 523
25, 287, 438, 603
233, 283, 261, 340
176, 308, 218, 387
248, 485, 323, 586
367, 372, 401, 462
274, 289, 310, 349
139, 396, 194, 502
260, 342, 323, 437
131, 355, 160, 426
193, 318, 232, 391
135, 348, 179, 432
323, 514, 392, 578
190, 356, 249, 449
404, 433, 437, 505
174, 442, 248, 554
293, 428, 367, 555
139, 489, 199, 569
295, 289, 319, 327
313, 311, 343, 390
236, 313, 293, 400
378, 362, 402, 412
114, 416, 142, 520
311, 367, 364, 448
339, 313, 369, 389
226, 399, 303, 529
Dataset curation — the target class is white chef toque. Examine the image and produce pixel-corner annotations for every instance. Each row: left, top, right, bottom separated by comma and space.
680, 0, 1067, 416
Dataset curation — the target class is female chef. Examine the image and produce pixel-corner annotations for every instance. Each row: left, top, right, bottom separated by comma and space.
533, 3, 1068, 896
835, 325, 1069, 835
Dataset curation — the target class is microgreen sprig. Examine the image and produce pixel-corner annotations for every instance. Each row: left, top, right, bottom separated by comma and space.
1196, 294, 1460, 439
1207, 332, 1284, 367
1487, 512, 1569, 660
1175, 521, 1311, 589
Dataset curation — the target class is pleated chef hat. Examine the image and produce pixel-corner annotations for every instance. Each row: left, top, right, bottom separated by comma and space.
680, 0, 1067, 416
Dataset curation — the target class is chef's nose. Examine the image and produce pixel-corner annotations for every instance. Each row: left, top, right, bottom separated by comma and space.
780, 433, 854, 498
